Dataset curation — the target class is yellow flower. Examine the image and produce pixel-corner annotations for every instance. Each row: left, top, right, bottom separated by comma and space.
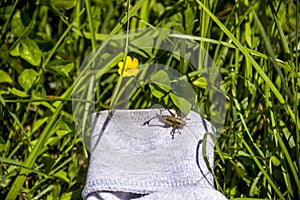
118, 56, 139, 77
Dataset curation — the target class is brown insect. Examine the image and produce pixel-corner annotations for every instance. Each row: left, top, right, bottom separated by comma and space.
143, 109, 187, 139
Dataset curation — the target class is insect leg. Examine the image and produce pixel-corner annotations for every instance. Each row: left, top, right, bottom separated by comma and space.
170, 128, 175, 139
143, 115, 158, 126
166, 109, 176, 117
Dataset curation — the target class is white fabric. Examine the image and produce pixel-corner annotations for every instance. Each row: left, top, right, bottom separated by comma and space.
82, 109, 227, 200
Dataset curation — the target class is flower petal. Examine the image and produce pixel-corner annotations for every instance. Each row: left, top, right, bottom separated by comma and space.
132, 58, 139, 68
125, 56, 133, 68
118, 56, 139, 76
124, 68, 139, 77
118, 67, 123, 75
118, 61, 125, 75
118, 61, 124, 69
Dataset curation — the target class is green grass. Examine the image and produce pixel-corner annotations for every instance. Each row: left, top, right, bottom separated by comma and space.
0, 0, 299, 199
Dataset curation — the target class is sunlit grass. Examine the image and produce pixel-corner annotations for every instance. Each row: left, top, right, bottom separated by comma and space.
0, 0, 299, 199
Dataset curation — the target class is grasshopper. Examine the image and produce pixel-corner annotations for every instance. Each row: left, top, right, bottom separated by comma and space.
143, 109, 187, 139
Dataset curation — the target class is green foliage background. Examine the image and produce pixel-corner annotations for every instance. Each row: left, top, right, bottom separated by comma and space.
0, 0, 299, 199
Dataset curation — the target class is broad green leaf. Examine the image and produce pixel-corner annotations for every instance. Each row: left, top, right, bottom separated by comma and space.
0, 5, 14, 20
51, 0, 76, 10
60, 192, 73, 200
249, 171, 261, 196
10, 88, 28, 97
171, 77, 195, 105
45, 136, 61, 146
280, 120, 296, 148
37, 0, 76, 20
18, 69, 39, 91
271, 155, 281, 166
192, 76, 207, 89
11, 10, 25, 37
0, 136, 5, 144
46, 59, 74, 78
11, 38, 43, 66
237, 151, 251, 157
169, 93, 191, 115
245, 18, 252, 48
162, 95, 169, 105
153, 2, 165, 16
0, 70, 12, 84
36, 0, 64, 18
56, 117, 72, 137
184, 7, 196, 35
0, 143, 5, 153
10, 43, 20, 56
52, 184, 61, 200
149, 84, 165, 99
131, 33, 154, 56
32, 88, 46, 99
0, 156, 22, 166
32, 118, 49, 134
149, 70, 171, 92
68, 157, 80, 181
31, 89, 56, 112
60, 190, 82, 200
0, 90, 8, 96
54, 171, 69, 183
